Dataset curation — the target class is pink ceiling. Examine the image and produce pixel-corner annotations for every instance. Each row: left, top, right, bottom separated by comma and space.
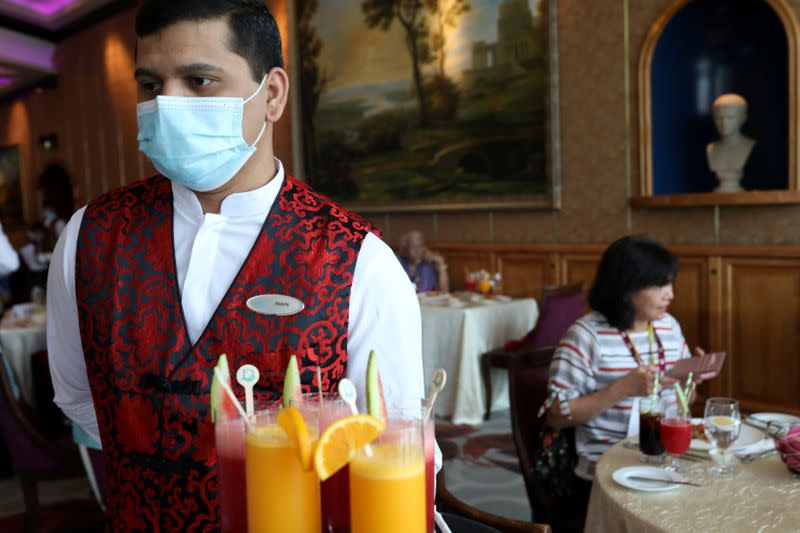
6, 0, 80, 17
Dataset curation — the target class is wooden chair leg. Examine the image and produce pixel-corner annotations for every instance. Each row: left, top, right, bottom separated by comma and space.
19, 474, 39, 533
480, 353, 493, 421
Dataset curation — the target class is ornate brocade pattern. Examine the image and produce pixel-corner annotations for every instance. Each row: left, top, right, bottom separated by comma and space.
76, 175, 376, 531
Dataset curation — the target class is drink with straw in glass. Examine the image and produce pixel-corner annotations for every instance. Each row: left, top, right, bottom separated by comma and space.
211, 355, 247, 533
314, 393, 353, 533
349, 409, 426, 533
246, 404, 321, 533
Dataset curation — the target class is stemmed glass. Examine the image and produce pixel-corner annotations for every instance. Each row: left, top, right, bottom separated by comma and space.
660, 399, 692, 472
704, 397, 741, 475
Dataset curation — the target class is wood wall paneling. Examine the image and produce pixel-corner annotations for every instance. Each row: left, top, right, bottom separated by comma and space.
720, 259, 800, 415
495, 252, 556, 299
670, 257, 709, 352
434, 242, 800, 415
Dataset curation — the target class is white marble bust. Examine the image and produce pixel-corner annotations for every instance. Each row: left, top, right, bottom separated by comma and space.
707, 93, 756, 193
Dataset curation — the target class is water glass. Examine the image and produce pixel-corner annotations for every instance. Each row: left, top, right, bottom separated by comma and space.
704, 397, 741, 475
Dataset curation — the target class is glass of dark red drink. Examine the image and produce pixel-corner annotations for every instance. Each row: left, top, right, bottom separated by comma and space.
639, 396, 665, 464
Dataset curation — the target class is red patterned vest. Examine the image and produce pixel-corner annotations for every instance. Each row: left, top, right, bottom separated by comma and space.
76, 175, 377, 531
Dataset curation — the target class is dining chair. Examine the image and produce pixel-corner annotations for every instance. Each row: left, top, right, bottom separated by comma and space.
481, 282, 584, 420
0, 347, 95, 532
435, 467, 552, 533
507, 345, 557, 524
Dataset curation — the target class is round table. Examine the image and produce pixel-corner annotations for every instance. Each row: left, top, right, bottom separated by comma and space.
585, 441, 800, 532
0, 307, 47, 405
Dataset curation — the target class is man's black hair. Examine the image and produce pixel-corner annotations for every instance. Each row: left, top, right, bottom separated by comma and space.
588, 236, 678, 331
135, 0, 284, 81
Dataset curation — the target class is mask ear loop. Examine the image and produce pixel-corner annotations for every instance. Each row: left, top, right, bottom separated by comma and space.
244, 74, 269, 147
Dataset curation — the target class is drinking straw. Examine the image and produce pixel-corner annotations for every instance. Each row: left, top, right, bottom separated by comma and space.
649, 371, 660, 413
213, 367, 253, 429
337, 378, 373, 456
423, 368, 447, 424
674, 382, 689, 418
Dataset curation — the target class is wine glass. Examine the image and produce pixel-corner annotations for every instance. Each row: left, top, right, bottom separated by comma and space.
661, 399, 692, 472
704, 397, 741, 475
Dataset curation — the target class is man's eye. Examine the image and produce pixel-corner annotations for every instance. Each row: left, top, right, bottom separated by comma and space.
138, 81, 162, 94
189, 77, 213, 88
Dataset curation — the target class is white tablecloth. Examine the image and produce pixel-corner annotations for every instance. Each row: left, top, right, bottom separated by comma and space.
586, 440, 800, 532
421, 296, 538, 424
0, 308, 47, 405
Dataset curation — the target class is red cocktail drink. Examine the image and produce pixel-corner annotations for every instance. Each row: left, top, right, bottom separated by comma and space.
423, 415, 435, 533
661, 417, 692, 455
215, 417, 246, 533
317, 394, 353, 533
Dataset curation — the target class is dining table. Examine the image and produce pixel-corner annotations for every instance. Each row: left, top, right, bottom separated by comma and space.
0, 303, 47, 405
585, 438, 800, 532
419, 292, 538, 425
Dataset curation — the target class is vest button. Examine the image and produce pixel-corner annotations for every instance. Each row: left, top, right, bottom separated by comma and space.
162, 382, 172, 393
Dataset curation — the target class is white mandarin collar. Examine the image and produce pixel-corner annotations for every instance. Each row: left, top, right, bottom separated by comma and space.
172, 159, 286, 220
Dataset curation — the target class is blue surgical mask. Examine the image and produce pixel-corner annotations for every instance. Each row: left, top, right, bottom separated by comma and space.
136, 76, 268, 192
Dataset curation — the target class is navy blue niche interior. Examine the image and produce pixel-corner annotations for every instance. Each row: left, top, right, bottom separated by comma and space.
651, 0, 788, 195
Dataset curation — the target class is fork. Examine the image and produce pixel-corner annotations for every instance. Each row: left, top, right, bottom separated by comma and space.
738, 449, 777, 463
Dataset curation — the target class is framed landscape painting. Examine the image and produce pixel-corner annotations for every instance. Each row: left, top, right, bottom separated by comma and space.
0, 145, 23, 224
291, 0, 561, 211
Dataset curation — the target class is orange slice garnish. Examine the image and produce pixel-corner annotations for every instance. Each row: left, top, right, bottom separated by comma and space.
277, 406, 313, 470
313, 414, 385, 481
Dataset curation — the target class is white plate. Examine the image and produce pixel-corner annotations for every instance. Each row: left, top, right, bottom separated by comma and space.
612, 466, 682, 492
747, 412, 800, 429
690, 418, 765, 451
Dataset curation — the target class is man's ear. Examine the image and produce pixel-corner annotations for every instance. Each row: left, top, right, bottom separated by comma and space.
264, 67, 289, 123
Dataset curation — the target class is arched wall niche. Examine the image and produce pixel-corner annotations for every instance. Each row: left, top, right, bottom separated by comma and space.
635, 0, 800, 207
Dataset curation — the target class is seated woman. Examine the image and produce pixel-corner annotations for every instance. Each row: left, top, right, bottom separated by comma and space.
397, 231, 449, 293
540, 236, 704, 529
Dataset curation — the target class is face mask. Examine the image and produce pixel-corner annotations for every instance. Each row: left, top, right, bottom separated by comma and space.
136, 76, 268, 192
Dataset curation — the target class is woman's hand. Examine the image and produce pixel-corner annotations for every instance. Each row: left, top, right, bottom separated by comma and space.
612, 365, 659, 399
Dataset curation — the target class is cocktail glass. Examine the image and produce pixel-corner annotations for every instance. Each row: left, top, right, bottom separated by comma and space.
350, 408, 426, 533
308, 393, 353, 533
245, 404, 321, 532
639, 396, 665, 464
660, 399, 692, 472
215, 414, 247, 533
420, 399, 435, 533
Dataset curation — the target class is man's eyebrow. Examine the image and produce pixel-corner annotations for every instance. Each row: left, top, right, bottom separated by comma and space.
134, 67, 160, 80
174, 63, 225, 76
134, 64, 225, 80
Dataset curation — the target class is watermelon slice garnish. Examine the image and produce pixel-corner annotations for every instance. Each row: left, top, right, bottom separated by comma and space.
366, 350, 387, 422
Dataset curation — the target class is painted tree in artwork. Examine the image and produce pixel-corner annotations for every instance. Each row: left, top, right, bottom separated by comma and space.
424, 0, 470, 77
296, 0, 329, 182
361, 0, 432, 127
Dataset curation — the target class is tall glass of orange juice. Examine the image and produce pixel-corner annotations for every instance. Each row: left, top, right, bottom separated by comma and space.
349, 409, 425, 533
245, 405, 321, 533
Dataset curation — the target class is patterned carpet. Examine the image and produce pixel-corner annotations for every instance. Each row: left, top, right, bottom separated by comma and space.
437, 410, 531, 521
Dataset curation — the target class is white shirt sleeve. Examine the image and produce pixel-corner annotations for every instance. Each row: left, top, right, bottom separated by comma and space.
46, 206, 100, 441
346, 232, 442, 473
0, 223, 19, 276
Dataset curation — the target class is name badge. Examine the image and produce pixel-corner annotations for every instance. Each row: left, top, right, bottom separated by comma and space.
246, 294, 305, 316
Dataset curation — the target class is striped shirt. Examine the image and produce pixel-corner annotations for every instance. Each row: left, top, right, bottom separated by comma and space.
546, 311, 690, 475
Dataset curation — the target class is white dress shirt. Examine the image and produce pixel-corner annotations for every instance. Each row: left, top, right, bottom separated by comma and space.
0, 222, 20, 276
47, 160, 440, 471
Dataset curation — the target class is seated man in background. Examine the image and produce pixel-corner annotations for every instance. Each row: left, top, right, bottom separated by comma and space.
397, 231, 449, 293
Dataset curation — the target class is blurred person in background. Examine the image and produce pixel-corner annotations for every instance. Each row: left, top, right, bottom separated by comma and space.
397, 230, 449, 293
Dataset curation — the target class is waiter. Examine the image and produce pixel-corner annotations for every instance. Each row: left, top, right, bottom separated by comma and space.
47, 1, 429, 530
